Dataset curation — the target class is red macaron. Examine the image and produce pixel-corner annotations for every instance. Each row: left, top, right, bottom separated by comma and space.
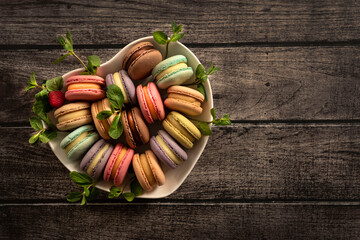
65, 75, 106, 102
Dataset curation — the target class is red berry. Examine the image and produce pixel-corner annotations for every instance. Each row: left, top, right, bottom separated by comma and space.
49, 90, 65, 108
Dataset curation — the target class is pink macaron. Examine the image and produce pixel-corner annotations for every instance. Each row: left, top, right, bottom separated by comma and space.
136, 82, 165, 124
103, 143, 134, 186
65, 75, 106, 101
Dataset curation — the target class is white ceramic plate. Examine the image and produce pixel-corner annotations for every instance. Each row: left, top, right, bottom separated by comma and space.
48, 36, 213, 198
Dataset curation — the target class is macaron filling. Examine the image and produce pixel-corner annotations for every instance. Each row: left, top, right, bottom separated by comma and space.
58, 109, 90, 123
65, 131, 88, 153
143, 86, 158, 120
140, 153, 156, 186
68, 83, 101, 90
111, 147, 128, 179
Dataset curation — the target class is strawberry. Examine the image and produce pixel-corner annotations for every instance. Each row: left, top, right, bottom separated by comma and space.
49, 90, 65, 108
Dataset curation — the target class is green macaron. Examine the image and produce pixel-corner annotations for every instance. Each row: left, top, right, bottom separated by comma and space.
60, 124, 99, 160
152, 55, 194, 89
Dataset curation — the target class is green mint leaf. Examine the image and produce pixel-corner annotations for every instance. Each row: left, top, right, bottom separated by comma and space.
106, 84, 124, 110
54, 53, 71, 64
25, 85, 36, 91
80, 195, 87, 205
153, 31, 168, 45
122, 192, 135, 202
84, 186, 90, 197
57, 35, 66, 47
96, 110, 113, 120
39, 129, 57, 143
45, 76, 63, 91
79, 71, 91, 75
206, 62, 220, 75
29, 116, 43, 131
69, 171, 93, 186
196, 64, 206, 79
26, 72, 38, 91
110, 105, 115, 114
67, 192, 83, 203
66, 30, 73, 48
210, 108, 216, 120
171, 21, 177, 33
88, 186, 99, 201
85, 55, 101, 75
109, 113, 123, 139
213, 114, 231, 126
29, 132, 41, 144
131, 179, 143, 196
196, 121, 212, 136
108, 186, 122, 198
171, 32, 184, 42
33, 96, 53, 126
197, 83, 207, 101
174, 25, 182, 34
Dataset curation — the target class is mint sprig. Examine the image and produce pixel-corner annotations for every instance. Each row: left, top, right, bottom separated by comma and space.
153, 21, 185, 58
29, 116, 57, 144
67, 171, 99, 205
55, 30, 100, 75
187, 62, 219, 101
195, 108, 232, 136
96, 84, 124, 139
108, 179, 143, 202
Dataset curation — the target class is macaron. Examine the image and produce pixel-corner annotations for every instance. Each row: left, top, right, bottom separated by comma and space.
150, 130, 187, 169
91, 98, 113, 139
162, 111, 201, 149
136, 82, 165, 124
121, 107, 150, 149
105, 70, 137, 105
164, 86, 205, 116
122, 42, 162, 81
65, 75, 106, 101
80, 139, 114, 180
132, 150, 165, 192
103, 143, 134, 186
152, 55, 194, 89
60, 125, 99, 161
54, 102, 92, 131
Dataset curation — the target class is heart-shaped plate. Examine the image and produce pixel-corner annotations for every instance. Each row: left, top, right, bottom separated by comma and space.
48, 36, 213, 198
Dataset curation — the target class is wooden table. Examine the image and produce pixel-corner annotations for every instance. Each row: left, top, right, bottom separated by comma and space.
1, 1, 359, 239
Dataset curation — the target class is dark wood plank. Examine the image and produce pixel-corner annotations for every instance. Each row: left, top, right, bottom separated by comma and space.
1, 203, 359, 239
2, 46, 360, 124
2, 124, 360, 201
1, 0, 360, 45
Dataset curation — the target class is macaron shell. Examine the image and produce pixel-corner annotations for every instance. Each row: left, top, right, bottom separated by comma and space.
113, 147, 134, 186
167, 85, 205, 102
67, 132, 99, 161
156, 67, 194, 89
66, 75, 105, 87
158, 130, 187, 161
152, 55, 188, 77
65, 89, 106, 102
132, 153, 152, 191
121, 110, 136, 149
105, 73, 115, 86
103, 143, 123, 182
54, 102, 90, 119
60, 124, 94, 148
120, 70, 137, 105
91, 144, 114, 180
137, 85, 154, 124
122, 42, 154, 69
57, 115, 92, 131
169, 111, 201, 140
91, 101, 110, 139
80, 139, 106, 171
150, 136, 177, 169
147, 82, 165, 121
128, 49, 162, 81
164, 98, 203, 116
163, 118, 193, 149
132, 107, 150, 144
145, 150, 165, 186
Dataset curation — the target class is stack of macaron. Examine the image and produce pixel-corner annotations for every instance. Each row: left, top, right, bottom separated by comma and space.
54, 40, 208, 193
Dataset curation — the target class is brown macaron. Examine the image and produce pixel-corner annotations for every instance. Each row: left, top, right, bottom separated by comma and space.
121, 107, 150, 149
122, 42, 162, 81
91, 98, 114, 140
132, 150, 165, 192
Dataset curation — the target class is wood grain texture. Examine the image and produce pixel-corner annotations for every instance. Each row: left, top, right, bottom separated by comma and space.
1, 124, 360, 201
2, 46, 360, 124
1, 0, 359, 45
1, 203, 359, 239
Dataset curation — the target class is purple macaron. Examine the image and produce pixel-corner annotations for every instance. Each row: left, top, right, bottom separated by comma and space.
80, 139, 114, 180
150, 130, 187, 169
105, 70, 136, 105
